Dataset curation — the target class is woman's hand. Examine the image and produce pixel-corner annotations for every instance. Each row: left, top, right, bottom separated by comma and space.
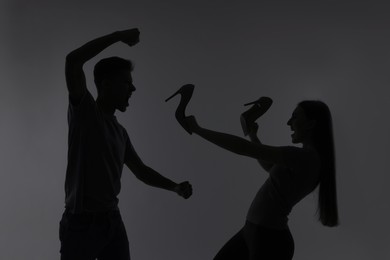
248, 122, 259, 140
184, 116, 200, 133
241, 96, 272, 136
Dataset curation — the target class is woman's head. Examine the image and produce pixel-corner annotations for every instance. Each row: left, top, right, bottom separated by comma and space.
296, 101, 333, 148
295, 100, 339, 227
287, 105, 316, 145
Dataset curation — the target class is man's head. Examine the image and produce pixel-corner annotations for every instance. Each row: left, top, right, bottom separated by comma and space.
94, 57, 136, 112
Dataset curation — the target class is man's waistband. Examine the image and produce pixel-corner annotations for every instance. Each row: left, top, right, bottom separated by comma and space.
64, 207, 120, 219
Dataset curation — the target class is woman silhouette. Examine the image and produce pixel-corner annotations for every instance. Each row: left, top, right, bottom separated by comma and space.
167, 86, 339, 260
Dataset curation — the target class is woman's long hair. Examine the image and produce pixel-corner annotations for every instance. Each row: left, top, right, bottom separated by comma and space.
298, 100, 339, 227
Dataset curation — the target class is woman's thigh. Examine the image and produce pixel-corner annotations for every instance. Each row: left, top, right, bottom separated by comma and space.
243, 222, 294, 260
214, 228, 249, 260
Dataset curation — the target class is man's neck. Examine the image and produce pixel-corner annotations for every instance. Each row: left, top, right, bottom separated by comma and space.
96, 97, 116, 115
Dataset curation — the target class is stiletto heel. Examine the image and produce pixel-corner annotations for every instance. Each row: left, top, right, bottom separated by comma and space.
166, 84, 195, 135
240, 97, 273, 136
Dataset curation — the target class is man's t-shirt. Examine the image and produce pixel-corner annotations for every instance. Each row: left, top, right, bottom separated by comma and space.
246, 146, 320, 229
64, 90, 131, 213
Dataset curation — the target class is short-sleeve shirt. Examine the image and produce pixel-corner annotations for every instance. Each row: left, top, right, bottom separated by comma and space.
246, 146, 320, 229
64, 90, 131, 213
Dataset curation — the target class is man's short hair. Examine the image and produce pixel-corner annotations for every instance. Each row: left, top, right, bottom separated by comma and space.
93, 56, 133, 91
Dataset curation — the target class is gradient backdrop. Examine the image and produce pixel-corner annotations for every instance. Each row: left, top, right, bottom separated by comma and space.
1, 0, 389, 259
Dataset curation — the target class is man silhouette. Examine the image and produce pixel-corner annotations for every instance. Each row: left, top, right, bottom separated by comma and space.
59, 28, 192, 260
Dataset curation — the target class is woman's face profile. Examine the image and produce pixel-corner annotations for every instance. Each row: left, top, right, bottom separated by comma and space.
287, 106, 315, 144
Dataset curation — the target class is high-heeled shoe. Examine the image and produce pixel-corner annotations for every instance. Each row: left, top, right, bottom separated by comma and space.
165, 84, 195, 135
240, 97, 273, 136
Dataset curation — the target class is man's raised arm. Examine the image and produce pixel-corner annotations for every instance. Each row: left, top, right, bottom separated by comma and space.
65, 29, 140, 103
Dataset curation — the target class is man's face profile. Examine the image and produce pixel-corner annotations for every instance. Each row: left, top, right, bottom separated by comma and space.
102, 69, 135, 112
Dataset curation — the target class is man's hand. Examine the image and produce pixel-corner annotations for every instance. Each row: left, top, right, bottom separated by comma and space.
118, 28, 140, 46
174, 181, 193, 199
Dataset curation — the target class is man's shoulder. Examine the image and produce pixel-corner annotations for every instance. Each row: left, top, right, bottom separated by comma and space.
69, 89, 95, 108
116, 121, 130, 140
67, 90, 97, 125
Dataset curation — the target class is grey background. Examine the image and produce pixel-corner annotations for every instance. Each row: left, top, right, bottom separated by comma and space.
1, 0, 389, 259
